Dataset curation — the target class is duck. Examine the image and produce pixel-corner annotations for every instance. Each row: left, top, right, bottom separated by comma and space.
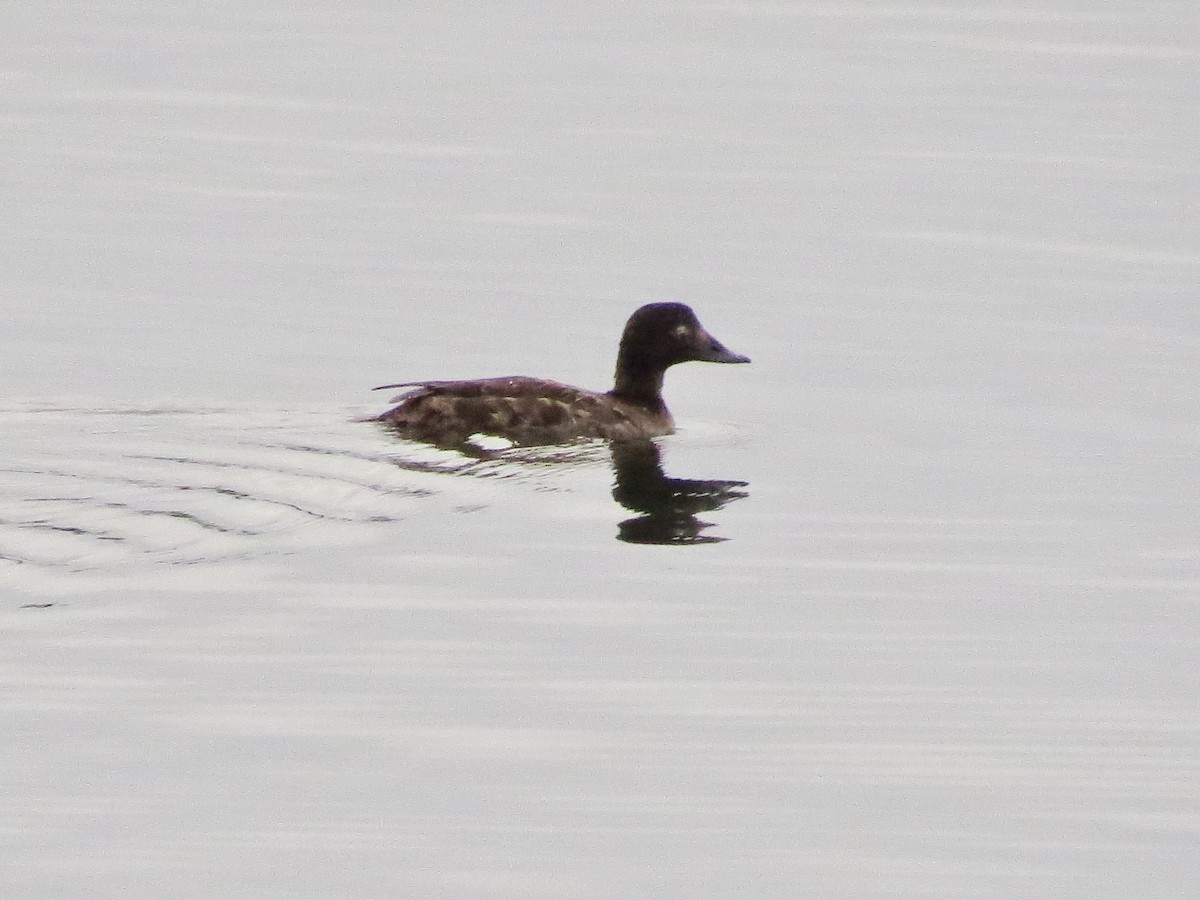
372, 302, 749, 448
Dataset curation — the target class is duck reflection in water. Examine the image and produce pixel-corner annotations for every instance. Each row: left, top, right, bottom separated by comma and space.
609, 439, 747, 545
379, 437, 748, 546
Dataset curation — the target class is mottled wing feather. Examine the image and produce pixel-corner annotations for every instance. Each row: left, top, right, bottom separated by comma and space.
374, 376, 668, 447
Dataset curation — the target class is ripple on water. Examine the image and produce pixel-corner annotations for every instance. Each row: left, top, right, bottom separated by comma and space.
0, 403, 752, 593
0, 404, 445, 589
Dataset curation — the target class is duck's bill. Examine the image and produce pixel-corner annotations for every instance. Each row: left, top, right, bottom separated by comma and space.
699, 334, 751, 364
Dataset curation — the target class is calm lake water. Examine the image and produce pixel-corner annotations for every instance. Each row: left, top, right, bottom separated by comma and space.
3, 2, 1198, 897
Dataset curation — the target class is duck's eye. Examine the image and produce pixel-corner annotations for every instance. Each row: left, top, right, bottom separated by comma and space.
673, 324, 690, 339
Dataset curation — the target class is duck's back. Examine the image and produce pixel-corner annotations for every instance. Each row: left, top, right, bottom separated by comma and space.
375, 376, 672, 448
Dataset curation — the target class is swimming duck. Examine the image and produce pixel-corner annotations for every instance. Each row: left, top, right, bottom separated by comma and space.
373, 302, 749, 448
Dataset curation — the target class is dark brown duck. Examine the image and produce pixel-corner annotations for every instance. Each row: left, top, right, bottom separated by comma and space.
373, 302, 749, 448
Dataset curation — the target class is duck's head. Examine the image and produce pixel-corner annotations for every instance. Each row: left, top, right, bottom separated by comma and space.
618, 302, 750, 370
610, 302, 749, 404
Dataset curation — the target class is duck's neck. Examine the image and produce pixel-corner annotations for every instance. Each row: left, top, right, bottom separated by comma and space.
610, 358, 667, 407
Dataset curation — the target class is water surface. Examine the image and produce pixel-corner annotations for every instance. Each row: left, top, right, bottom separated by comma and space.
3, 1, 1198, 897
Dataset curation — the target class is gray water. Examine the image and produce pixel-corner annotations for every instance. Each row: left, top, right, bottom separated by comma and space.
3, 2, 1198, 897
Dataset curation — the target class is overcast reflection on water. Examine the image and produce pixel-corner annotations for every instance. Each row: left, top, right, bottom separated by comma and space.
3, 0, 1198, 897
